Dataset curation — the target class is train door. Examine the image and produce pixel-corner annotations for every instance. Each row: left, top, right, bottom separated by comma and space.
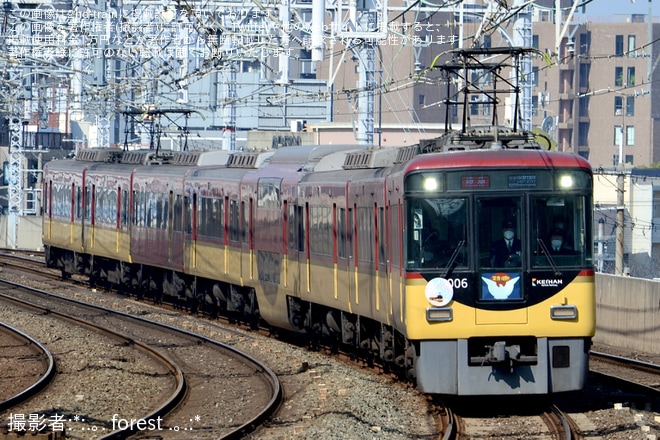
84, 183, 94, 250
239, 198, 254, 281
184, 192, 196, 269
43, 179, 51, 241
227, 198, 242, 283
74, 183, 83, 249
119, 187, 130, 260
336, 205, 349, 301
169, 191, 185, 269
376, 205, 389, 321
379, 205, 392, 321
476, 196, 526, 307
286, 202, 305, 296
347, 204, 357, 306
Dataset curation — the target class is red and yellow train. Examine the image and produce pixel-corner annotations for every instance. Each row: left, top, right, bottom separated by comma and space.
43, 138, 595, 395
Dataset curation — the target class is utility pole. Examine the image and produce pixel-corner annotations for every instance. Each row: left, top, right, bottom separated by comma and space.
336, 0, 388, 145
615, 170, 625, 275
597, 218, 604, 272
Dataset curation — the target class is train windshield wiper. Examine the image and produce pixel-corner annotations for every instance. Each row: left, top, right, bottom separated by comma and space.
441, 240, 465, 278
536, 238, 562, 277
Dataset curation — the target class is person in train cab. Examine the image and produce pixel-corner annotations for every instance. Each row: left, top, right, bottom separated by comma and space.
491, 219, 521, 267
547, 228, 573, 255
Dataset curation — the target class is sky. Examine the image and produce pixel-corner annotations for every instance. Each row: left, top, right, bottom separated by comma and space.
579, 0, 656, 17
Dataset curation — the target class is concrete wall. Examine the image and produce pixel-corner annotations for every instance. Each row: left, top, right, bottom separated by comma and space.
0, 216, 44, 251
595, 273, 660, 354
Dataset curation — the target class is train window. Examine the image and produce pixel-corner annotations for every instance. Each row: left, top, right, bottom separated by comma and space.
288, 204, 304, 252
75, 185, 83, 220
43, 183, 49, 216
173, 194, 183, 232
378, 206, 386, 266
476, 197, 522, 269
242, 200, 250, 244
530, 195, 592, 268
133, 191, 143, 227
94, 187, 117, 225
84, 186, 92, 220
145, 193, 152, 228
406, 197, 468, 270
144, 192, 169, 230
199, 196, 223, 239
357, 207, 374, 264
391, 204, 401, 268
120, 189, 129, 228
161, 194, 169, 230
347, 207, 355, 260
51, 183, 71, 219
310, 205, 332, 256
229, 199, 240, 242
337, 207, 346, 259
257, 178, 281, 209
185, 195, 194, 235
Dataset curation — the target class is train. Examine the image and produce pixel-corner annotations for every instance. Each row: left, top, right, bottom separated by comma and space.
42, 129, 595, 396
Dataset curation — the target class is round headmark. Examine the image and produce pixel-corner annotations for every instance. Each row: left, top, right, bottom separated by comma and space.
425, 277, 454, 307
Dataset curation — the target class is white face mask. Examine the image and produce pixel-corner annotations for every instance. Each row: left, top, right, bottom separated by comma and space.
551, 239, 563, 249
503, 230, 515, 240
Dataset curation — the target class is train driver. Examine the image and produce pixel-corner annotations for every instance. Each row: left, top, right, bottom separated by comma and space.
547, 228, 573, 255
490, 219, 521, 267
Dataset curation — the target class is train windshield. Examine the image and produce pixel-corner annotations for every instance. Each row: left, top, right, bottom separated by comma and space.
476, 194, 592, 269
405, 192, 593, 271
529, 195, 592, 268
406, 197, 468, 270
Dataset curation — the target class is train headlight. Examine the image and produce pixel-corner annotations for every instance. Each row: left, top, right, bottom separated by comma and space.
550, 305, 577, 320
423, 177, 439, 191
559, 175, 574, 189
426, 308, 453, 322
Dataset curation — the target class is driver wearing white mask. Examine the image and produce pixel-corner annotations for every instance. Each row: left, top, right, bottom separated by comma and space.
491, 219, 521, 267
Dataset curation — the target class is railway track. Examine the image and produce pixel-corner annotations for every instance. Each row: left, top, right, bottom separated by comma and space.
1, 251, 658, 439
435, 398, 581, 440
0, 278, 282, 439
0, 321, 55, 410
588, 350, 660, 406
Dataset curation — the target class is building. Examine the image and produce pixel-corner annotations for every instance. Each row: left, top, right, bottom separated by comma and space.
530, 11, 660, 168
593, 167, 660, 279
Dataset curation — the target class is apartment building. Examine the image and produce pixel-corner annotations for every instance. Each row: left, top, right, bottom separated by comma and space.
530, 13, 660, 168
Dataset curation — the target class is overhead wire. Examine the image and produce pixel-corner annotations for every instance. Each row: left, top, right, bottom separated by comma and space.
3, 0, 660, 136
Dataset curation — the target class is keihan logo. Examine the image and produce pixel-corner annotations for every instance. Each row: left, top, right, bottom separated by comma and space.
532, 278, 563, 287
481, 272, 521, 300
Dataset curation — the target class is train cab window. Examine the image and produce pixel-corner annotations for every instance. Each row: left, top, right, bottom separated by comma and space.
477, 197, 522, 269
406, 197, 468, 270
531, 195, 592, 268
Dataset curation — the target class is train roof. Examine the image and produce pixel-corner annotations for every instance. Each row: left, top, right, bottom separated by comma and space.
43, 158, 88, 172
405, 149, 592, 173
270, 144, 365, 166
72, 148, 234, 166
267, 144, 420, 172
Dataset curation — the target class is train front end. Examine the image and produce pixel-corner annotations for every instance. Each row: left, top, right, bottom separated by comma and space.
402, 150, 595, 395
